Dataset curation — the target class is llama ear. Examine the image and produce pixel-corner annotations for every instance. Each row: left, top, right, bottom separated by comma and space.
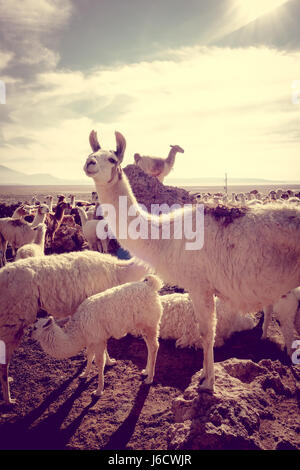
134, 153, 141, 164
115, 131, 126, 163
89, 130, 101, 152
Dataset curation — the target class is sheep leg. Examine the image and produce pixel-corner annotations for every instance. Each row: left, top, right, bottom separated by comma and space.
79, 345, 95, 379
142, 328, 159, 384
0, 338, 21, 404
0, 237, 7, 266
262, 305, 273, 339
93, 341, 106, 396
191, 292, 216, 392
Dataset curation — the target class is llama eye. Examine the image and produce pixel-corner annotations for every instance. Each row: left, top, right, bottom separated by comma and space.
108, 157, 117, 164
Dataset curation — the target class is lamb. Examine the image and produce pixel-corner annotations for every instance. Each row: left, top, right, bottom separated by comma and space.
262, 288, 300, 356
0, 250, 150, 403
32, 275, 163, 396
160, 294, 255, 348
15, 223, 46, 260
84, 130, 300, 393
134, 144, 184, 183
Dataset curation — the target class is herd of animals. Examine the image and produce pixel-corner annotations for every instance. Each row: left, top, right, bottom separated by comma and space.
0, 129, 300, 407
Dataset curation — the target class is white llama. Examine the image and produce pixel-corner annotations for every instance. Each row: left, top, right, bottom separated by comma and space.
84, 130, 300, 393
32, 275, 163, 396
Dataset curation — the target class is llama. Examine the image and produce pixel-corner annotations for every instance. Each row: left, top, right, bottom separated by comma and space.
46, 201, 73, 244
77, 206, 105, 252
15, 223, 46, 260
84, 130, 300, 392
0, 250, 150, 403
160, 294, 255, 348
134, 144, 184, 183
32, 275, 163, 396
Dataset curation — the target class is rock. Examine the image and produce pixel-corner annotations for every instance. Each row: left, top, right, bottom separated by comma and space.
123, 164, 194, 212
46, 223, 88, 254
168, 358, 300, 450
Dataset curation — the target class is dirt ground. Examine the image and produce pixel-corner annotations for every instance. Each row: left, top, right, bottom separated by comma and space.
0, 312, 298, 450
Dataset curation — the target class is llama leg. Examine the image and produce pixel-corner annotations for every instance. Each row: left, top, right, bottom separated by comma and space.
191, 292, 216, 391
93, 341, 106, 396
276, 303, 298, 357
79, 345, 95, 379
105, 349, 116, 366
262, 305, 273, 339
141, 328, 159, 384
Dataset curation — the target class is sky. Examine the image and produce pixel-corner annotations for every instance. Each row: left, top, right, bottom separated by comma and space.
0, 0, 300, 183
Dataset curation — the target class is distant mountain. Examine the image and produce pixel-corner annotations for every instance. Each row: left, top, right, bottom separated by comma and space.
214, 0, 300, 50
0, 165, 89, 185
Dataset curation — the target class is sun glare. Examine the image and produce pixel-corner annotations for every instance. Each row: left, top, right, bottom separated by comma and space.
237, 0, 289, 23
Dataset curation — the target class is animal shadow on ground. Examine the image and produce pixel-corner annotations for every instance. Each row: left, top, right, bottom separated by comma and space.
0, 313, 291, 450
102, 383, 151, 450
0, 365, 98, 450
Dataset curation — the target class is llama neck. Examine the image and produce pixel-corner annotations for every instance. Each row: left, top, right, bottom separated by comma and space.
34, 227, 45, 247
32, 212, 46, 228
55, 204, 65, 221
165, 147, 178, 168
39, 322, 85, 359
94, 173, 168, 267
77, 207, 88, 226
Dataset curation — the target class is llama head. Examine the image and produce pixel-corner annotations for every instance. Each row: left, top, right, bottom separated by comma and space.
170, 144, 184, 154
38, 203, 50, 215
84, 130, 126, 186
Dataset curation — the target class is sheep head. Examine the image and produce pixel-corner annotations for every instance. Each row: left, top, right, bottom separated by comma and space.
31, 316, 55, 339
84, 130, 126, 186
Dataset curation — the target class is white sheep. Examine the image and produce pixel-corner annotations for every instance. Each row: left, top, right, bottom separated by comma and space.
84, 130, 300, 393
0, 250, 150, 403
32, 275, 163, 396
160, 294, 255, 348
262, 287, 300, 356
15, 223, 46, 260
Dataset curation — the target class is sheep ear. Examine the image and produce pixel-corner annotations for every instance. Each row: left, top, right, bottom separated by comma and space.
115, 131, 126, 163
89, 130, 101, 152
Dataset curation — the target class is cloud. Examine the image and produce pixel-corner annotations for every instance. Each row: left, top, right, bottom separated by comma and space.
0, 0, 72, 31
1, 44, 300, 181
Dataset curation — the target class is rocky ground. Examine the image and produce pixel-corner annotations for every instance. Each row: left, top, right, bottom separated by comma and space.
0, 312, 299, 450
